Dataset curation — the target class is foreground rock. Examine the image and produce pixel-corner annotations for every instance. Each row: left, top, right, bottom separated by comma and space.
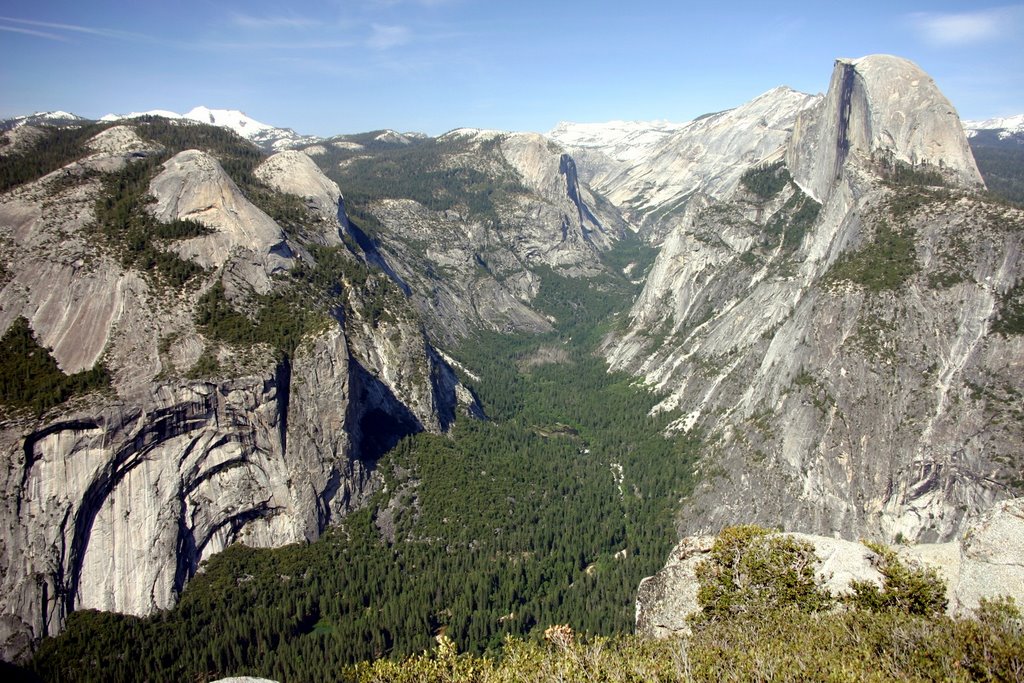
637, 498, 1024, 638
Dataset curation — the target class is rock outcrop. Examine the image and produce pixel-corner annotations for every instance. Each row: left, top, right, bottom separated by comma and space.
787, 55, 983, 203
149, 150, 292, 290
551, 87, 820, 241
636, 499, 1024, 638
254, 150, 345, 245
603, 55, 1022, 542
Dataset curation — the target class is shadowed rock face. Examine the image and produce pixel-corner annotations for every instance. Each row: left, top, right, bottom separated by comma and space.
603, 55, 1022, 543
636, 499, 1024, 638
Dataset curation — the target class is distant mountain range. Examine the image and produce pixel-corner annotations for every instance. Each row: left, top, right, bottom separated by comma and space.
4, 105, 1022, 155
963, 114, 1024, 139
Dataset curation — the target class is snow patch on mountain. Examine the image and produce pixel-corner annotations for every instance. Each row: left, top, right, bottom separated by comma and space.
183, 106, 274, 137
548, 119, 688, 164
99, 106, 320, 151
374, 130, 414, 145
963, 113, 1024, 139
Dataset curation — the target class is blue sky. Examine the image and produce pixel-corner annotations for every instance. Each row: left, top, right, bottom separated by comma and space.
1, 1, 1022, 136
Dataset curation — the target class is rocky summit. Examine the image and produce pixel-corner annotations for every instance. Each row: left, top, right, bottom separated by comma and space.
1, 54, 1022, 668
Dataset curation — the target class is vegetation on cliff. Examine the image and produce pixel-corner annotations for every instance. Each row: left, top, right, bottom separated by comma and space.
28, 241, 700, 682
342, 527, 1023, 682
0, 317, 110, 416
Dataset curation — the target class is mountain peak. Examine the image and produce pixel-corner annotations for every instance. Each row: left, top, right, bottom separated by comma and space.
182, 106, 274, 136
787, 54, 982, 201
97, 106, 319, 151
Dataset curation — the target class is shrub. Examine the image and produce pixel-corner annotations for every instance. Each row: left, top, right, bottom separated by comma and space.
826, 220, 919, 291
848, 540, 948, 616
694, 525, 833, 620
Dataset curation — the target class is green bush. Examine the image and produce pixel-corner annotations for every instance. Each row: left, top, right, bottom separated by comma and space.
694, 525, 833, 620
826, 220, 919, 291
848, 541, 948, 616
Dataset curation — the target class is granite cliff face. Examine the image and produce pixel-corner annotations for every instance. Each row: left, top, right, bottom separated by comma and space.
787, 55, 983, 203
550, 87, 820, 242
149, 149, 293, 292
604, 55, 1022, 543
0, 123, 467, 660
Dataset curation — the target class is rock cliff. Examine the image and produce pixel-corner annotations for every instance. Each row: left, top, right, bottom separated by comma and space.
787, 55, 983, 203
0, 123, 467, 661
603, 56, 1022, 542
550, 87, 820, 241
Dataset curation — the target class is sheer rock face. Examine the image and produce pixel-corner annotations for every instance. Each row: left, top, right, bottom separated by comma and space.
0, 127, 467, 662
636, 499, 1024, 638
550, 87, 820, 241
0, 130, 161, 381
788, 55, 984, 203
604, 55, 1022, 543
498, 132, 622, 255
149, 150, 292, 291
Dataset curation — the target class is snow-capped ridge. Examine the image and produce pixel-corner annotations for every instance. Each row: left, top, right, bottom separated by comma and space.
98, 106, 321, 152
963, 114, 1024, 140
2, 111, 87, 130
100, 110, 183, 122
374, 130, 413, 145
183, 106, 275, 136
439, 127, 505, 142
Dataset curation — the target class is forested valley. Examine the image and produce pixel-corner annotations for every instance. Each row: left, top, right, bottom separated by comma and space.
27, 233, 700, 682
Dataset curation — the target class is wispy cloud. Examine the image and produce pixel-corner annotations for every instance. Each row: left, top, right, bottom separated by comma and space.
0, 24, 67, 41
230, 13, 322, 30
0, 15, 148, 42
909, 7, 1020, 46
368, 23, 411, 49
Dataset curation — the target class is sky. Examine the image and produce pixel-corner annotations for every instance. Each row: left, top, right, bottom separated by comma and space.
1, 1, 1022, 137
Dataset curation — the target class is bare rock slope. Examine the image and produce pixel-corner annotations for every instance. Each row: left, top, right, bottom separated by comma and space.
329, 129, 629, 341
604, 55, 1022, 543
550, 87, 820, 241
